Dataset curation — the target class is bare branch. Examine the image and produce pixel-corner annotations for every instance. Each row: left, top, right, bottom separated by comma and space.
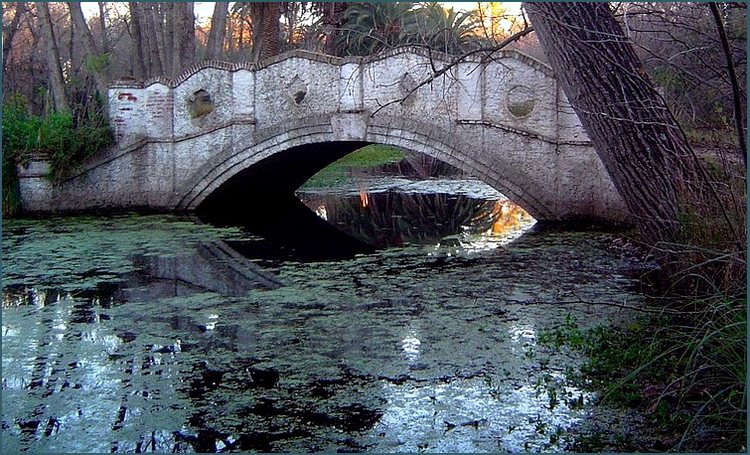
370, 25, 534, 117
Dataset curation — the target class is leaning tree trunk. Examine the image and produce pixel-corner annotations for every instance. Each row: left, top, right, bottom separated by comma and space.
206, 2, 229, 60
36, 2, 69, 112
524, 2, 707, 244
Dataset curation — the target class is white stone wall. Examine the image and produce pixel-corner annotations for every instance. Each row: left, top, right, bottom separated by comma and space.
23, 49, 628, 225
482, 57, 558, 140
232, 70, 255, 122
109, 85, 148, 143
255, 57, 342, 125
173, 68, 232, 138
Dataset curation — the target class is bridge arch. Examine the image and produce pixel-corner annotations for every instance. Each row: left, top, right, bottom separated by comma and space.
17, 48, 629, 224
176, 113, 556, 221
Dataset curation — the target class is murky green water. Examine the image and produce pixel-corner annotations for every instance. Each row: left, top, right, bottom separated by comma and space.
2, 183, 645, 453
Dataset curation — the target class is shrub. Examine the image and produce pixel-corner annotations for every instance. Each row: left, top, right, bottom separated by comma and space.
2, 94, 114, 215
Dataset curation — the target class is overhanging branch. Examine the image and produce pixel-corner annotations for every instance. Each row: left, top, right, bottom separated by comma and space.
370, 26, 535, 117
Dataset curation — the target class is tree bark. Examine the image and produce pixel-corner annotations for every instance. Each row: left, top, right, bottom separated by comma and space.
206, 2, 229, 60
68, 2, 109, 98
140, 3, 163, 76
97, 2, 109, 55
36, 2, 69, 112
250, 2, 280, 63
164, 2, 174, 75
318, 2, 348, 56
709, 2, 747, 166
2, 3, 25, 82
524, 2, 707, 244
128, 2, 147, 79
149, 3, 168, 76
172, 3, 195, 75
227, 8, 235, 55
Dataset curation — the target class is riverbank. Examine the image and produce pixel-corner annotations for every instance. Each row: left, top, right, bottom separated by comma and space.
538, 230, 747, 452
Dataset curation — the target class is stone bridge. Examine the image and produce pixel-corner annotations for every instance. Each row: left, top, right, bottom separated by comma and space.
18, 47, 629, 224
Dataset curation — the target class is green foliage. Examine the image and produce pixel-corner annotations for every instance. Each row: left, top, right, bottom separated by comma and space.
336, 2, 481, 56
83, 53, 111, 75
406, 3, 481, 54
539, 301, 747, 452
302, 144, 406, 188
2, 154, 21, 216
337, 2, 415, 55
2, 94, 114, 215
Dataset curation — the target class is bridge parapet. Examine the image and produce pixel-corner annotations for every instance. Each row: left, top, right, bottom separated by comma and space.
108, 47, 590, 147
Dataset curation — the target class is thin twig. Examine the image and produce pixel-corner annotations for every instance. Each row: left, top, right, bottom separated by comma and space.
370, 26, 534, 117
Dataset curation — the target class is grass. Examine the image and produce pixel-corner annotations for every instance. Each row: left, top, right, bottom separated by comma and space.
301, 144, 406, 188
539, 298, 746, 452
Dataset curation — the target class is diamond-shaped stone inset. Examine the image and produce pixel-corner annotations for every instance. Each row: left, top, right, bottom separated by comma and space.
287, 75, 308, 106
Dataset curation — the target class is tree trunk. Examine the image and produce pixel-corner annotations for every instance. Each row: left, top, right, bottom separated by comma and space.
319, 2, 348, 56
97, 2, 110, 55
183, 3, 196, 65
250, 2, 280, 63
172, 3, 195, 75
171, 3, 183, 75
140, 3, 163, 76
36, 2, 69, 112
2, 3, 25, 83
524, 2, 707, 244
227, 9, 235, 55
149, 4, 168, 76
206, 2, 229, 60
164, 2, 174, 75
709, 2, 747, 166
68, 10, 78, 79
68, 2, 109, 98
129, 2, 147, 79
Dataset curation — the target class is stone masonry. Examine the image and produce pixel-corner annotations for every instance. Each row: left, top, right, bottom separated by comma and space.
17, 47, 629, 224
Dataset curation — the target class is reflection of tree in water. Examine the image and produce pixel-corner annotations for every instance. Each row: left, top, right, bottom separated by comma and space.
303, 192, 531, 248
3, 285, 387, 453
470, 200, 535, 235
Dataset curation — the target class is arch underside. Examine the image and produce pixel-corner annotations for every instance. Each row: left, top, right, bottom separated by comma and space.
177, 115, 558, 222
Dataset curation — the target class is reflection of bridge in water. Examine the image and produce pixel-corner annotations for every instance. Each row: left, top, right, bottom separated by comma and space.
128, 240, 283, 299
18, 48, 629, 226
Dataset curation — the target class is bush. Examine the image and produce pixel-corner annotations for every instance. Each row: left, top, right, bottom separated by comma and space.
2, 94, 114, 215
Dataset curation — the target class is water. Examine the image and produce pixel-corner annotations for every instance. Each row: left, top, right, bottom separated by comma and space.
2, 179, 645, 452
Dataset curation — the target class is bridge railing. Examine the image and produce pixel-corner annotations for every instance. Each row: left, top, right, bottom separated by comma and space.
108, 48, 589, 148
